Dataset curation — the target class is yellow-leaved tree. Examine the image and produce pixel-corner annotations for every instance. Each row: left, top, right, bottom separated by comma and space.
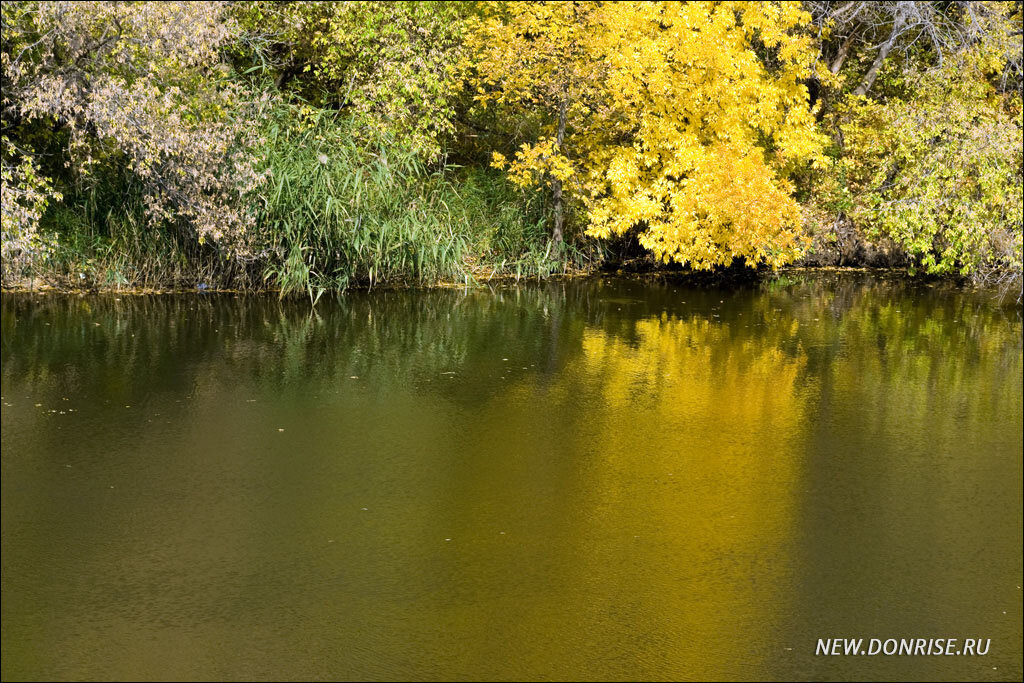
467, 1, 826, 268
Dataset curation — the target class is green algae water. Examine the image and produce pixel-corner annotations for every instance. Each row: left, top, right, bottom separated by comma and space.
2, 274, 1021, 681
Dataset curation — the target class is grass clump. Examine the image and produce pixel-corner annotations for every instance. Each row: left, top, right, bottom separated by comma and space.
256, 108, 472, 298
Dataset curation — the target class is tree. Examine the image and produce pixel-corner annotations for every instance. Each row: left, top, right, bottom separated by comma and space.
838, 42, 1023, 282
1, 1, 270, 261
467, 1, 826, 267
809, 1, 1023, 96
233, 1, 466, 161
811, 1, 1023, 283
466, 1, 607, 246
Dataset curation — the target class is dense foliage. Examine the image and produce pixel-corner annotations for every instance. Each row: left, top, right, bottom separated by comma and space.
2, 1, 1021, 291
809, 0, 1023, 286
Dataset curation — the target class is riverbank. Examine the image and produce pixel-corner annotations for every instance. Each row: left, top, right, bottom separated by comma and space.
4, 266, 1020, 305
7, 209, 1019, 298
0, 265, 883, 295
4, 1, 1020, 318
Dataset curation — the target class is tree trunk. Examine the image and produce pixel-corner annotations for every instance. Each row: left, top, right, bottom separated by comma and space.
551, 96, 568, 246
830, 31, 858, 75
854, 12, 905, 96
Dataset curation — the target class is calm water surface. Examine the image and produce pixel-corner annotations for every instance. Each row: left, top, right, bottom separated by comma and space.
2, 274, 1022, 681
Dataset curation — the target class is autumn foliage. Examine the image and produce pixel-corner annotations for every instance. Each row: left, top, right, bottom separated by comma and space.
1, 1, 1021, 289
470, 2, 826, 269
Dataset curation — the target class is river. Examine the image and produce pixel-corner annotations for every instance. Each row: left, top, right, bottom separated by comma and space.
2, 274, 1021, 680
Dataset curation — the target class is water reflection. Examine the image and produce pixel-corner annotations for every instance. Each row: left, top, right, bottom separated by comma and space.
2, 275, 1021, 681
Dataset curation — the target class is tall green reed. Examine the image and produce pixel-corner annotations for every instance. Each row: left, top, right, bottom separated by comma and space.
256, 108, 471, 298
